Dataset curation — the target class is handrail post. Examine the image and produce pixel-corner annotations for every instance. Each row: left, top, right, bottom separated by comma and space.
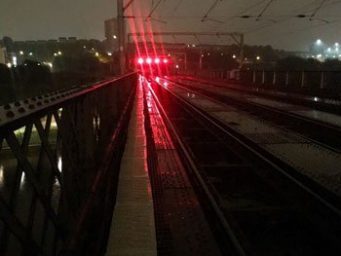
301, 71, 305, 88
285, 71, 289, 87
320, 72, 324, 89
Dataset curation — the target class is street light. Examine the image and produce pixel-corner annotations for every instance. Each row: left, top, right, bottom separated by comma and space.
19, 51, 24, 55
58, 51, 62, 56
315, 39, 322, 45
256, 56, 260, 61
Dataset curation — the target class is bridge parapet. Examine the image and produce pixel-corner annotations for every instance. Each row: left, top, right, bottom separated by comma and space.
0, 73, 137, 255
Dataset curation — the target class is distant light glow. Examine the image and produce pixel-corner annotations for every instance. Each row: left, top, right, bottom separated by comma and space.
12, 56, 17, 66
44, 62, 53, 68
58, 156, 63, 171
232, 54, 236, 59
6, 63, 12, 68
0, 165, 4, 187
29, 52, 33, 56
58, 51, 62, 55
20, 172, 26, 188
19, 51, 24, 55
138, 58, 144, 64
146, 58, 152, 64
256, 56, 260, 61
113, 35, 117, 39
175, 64, 179, 69
316, 39, 322, 45
163, 58, 168, 64
154, 58, 160, 64
95, 52, 99, 57
107, 52, 112, 56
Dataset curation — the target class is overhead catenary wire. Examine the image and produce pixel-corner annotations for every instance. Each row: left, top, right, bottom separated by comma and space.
256, 0, 276, 21
201, 0, 224, 22
310, 0, 328, 20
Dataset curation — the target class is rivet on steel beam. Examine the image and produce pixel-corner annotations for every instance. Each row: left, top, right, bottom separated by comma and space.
18, 107, 26, 113
6, 111, 15, 118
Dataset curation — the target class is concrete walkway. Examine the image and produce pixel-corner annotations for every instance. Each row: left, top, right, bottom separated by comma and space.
106, 79, 157, 256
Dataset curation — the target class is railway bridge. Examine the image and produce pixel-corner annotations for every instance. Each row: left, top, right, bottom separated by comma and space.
1, 71, 341, 256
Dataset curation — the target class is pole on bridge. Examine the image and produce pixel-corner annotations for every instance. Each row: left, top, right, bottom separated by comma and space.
239, 34, 244, 69
117, 0, 126, 74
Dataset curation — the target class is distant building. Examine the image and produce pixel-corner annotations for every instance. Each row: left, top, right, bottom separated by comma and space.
104, 18, 118, 52
0, 47, 7, 64
105, 18, 117, 40
0, 36, 104, 65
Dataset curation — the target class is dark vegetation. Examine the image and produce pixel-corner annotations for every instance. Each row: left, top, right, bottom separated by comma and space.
0, 55, 116, 105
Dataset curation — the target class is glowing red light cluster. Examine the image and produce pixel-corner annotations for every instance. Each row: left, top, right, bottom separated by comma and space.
137, 57, 169, 65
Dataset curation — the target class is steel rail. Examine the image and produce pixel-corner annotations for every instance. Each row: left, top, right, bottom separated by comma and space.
147, 83, 247, 256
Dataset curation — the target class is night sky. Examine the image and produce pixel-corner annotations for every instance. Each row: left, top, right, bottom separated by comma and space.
1, 0, 341, 50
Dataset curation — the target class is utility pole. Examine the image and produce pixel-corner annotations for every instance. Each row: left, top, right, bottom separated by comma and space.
199, 49, 203, 70
239, 34, 244, 69
117, 0, 126, 74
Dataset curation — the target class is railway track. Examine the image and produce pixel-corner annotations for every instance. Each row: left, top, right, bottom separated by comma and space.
177, 77, 341, 115
148, 78, 341, 256
168, 77, 341, 151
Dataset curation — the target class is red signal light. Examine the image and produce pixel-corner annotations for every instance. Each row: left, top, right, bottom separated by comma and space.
154, 58, 160, 64
146, 58, 152, 64
137, 58, 144, 64
163, 58, 169, 64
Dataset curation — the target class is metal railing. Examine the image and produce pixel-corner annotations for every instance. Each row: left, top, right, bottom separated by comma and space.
0, 73, 137, 255
240, 70, 341, 93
